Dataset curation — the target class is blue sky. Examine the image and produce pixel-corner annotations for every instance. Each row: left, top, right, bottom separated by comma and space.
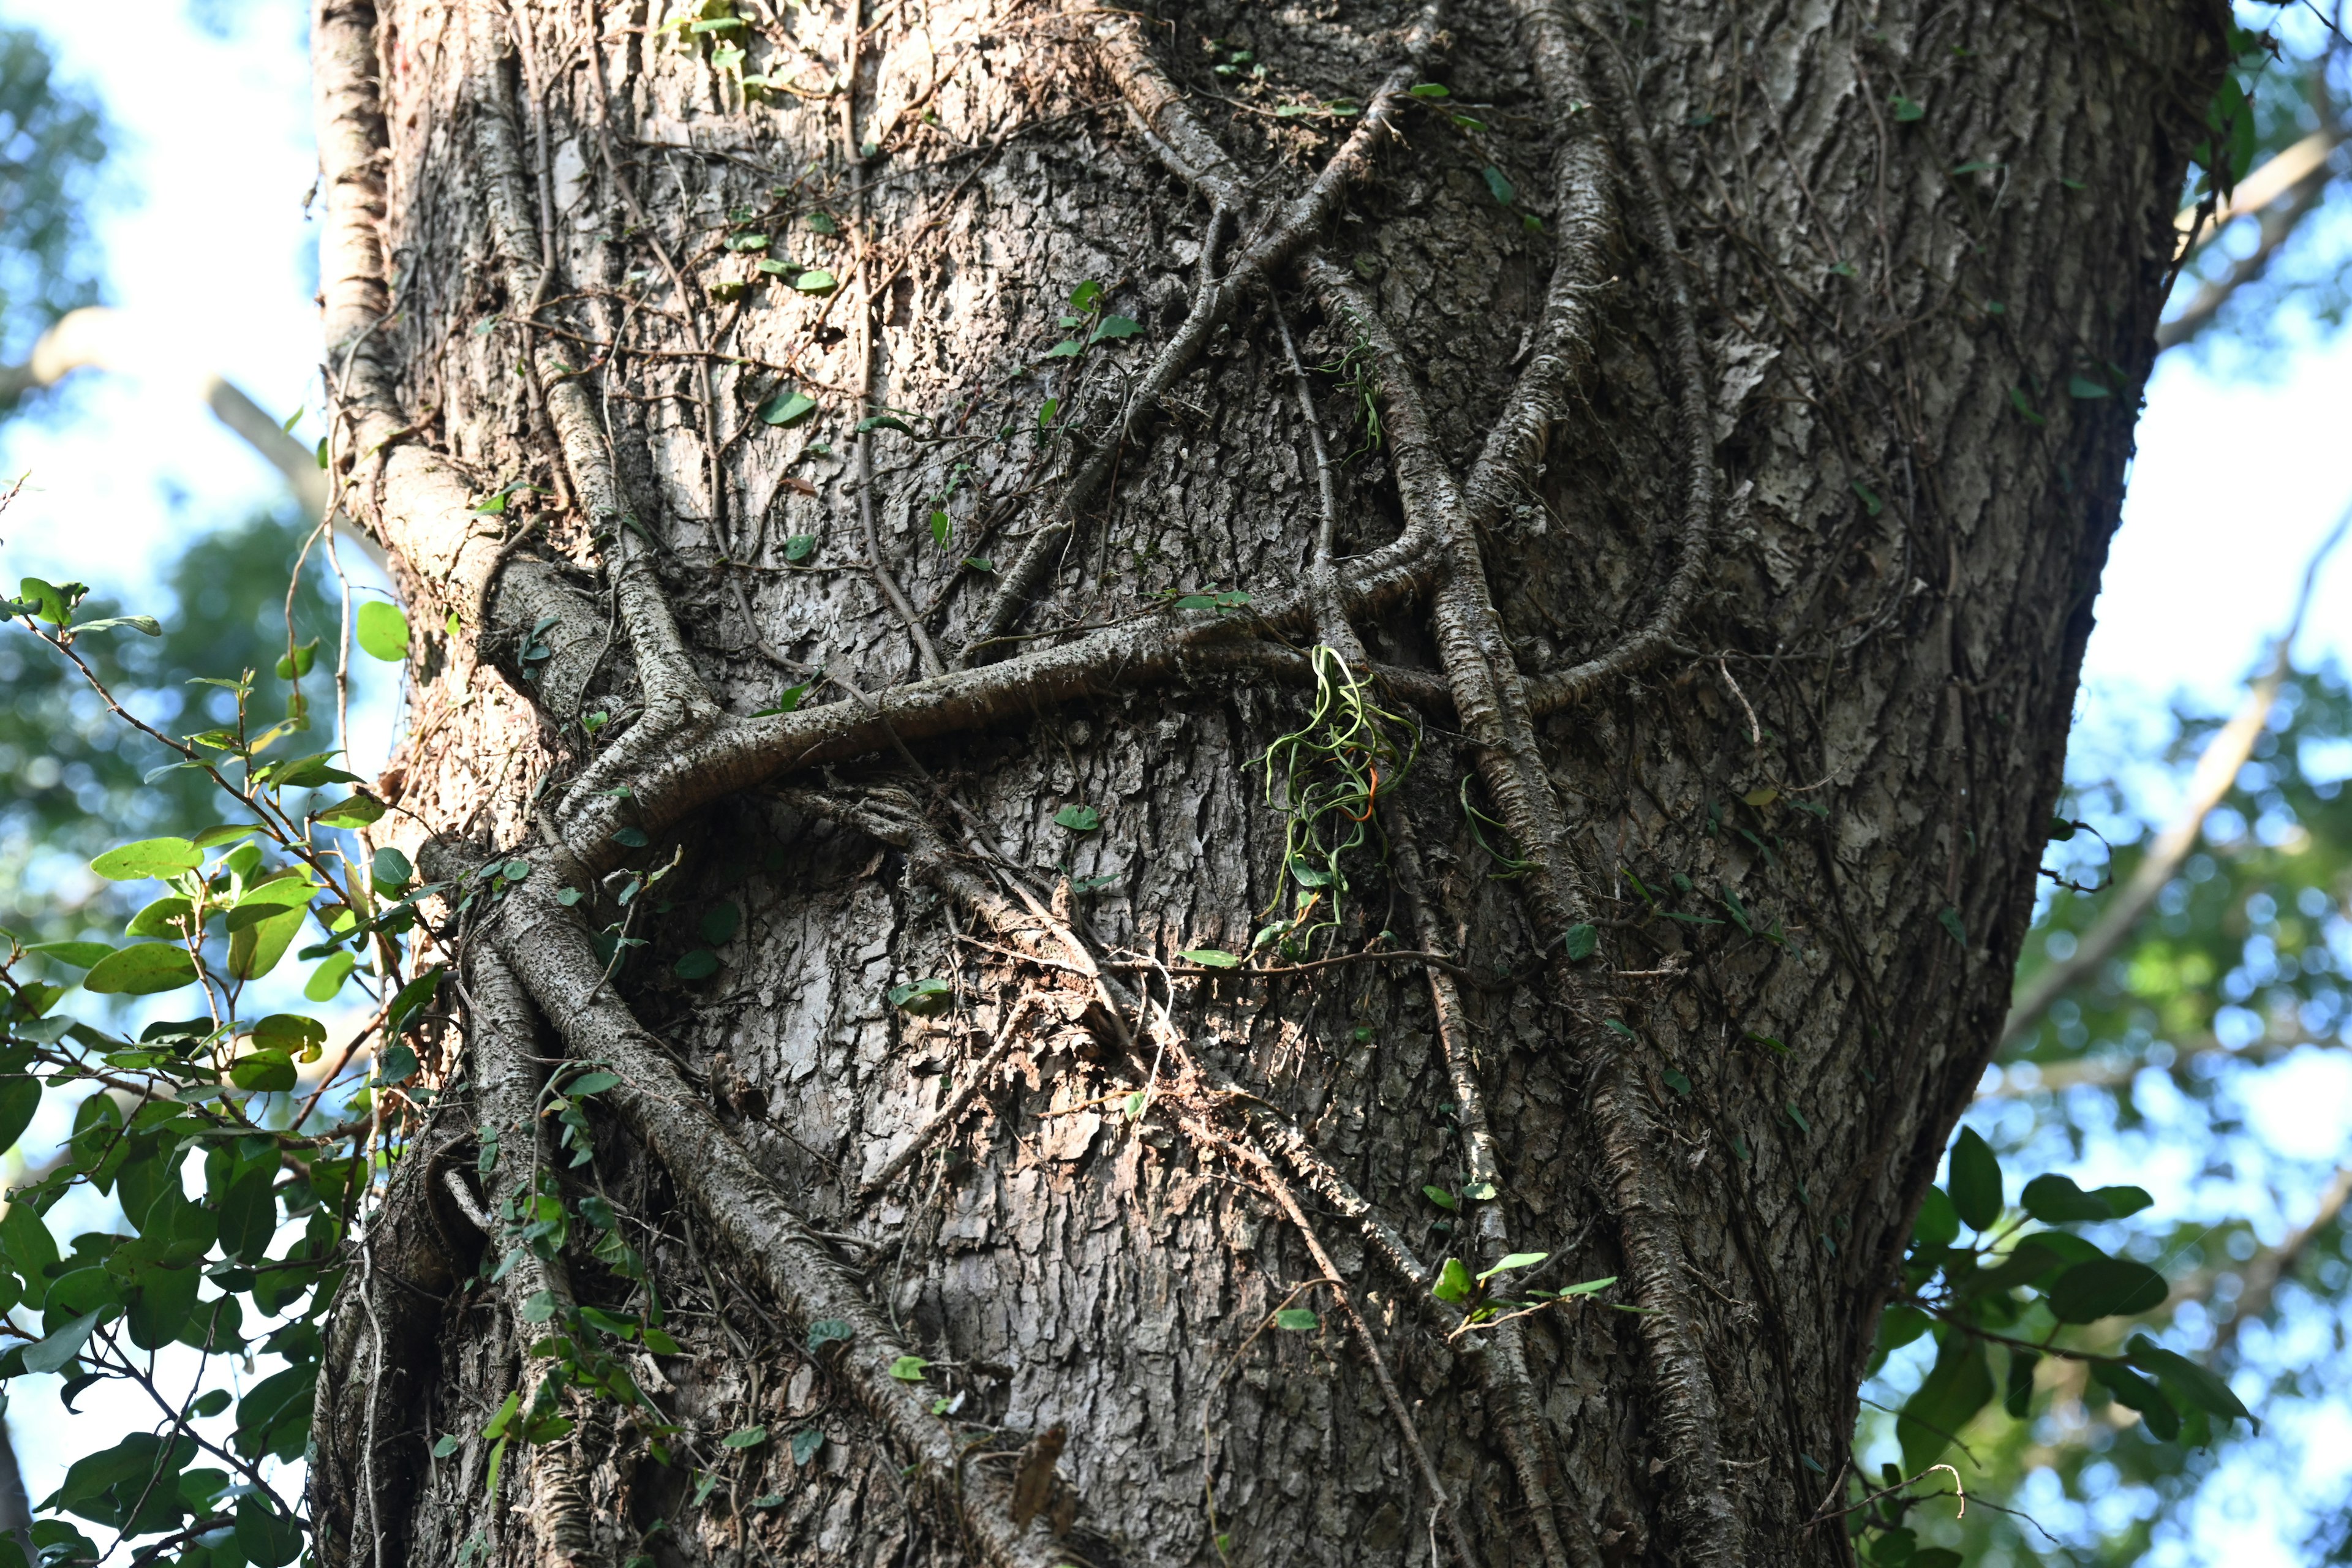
1, 0, 2349, 1555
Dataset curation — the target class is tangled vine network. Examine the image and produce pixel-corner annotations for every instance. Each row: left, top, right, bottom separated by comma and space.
309, 0, 1754, 1564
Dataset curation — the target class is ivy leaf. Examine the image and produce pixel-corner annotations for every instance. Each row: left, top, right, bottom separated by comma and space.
2068, 373, 2111, 399
783, 533, 818, 562
760, 391, 817, 426
1431, 1259, 1474, 1304
432, 1435, 462, 1459
1178, 948, 1242, 968
1422, 1185, 1458, 1210
1409, 81, 1450, 97
1562, 923, 1597, 960
888, 978, 952, 1016
793, 270, 837, 293
1891, 93, 1925, 121
1088, 314, 1143, 342
790, 1428, 826, 1465
1481, 165, 1516, 205
1476, 1251, 1548, 1283
1938, 906, 1967, 947
1273, 1308, 1319, 1331
930, 509, 951, 547
1041, 339, 1084, 360
721, 1425, 769, 1449
674, 949, 720, 981
888, 1355, 929, 1382
1053, 804, 1100, 833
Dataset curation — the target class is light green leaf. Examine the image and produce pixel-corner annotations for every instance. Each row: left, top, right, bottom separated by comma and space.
1178, 947, 1242, 968
1053, 804, 1100, 832
83, 943, 200, 997
1273, 1308, 1318, 1331
1476, 1251, 1548, 1283
355, 600, 410, 662
91, 837, 202, 881
1431, 1258, 1473, 1304
760, 391, 818, 426
888, 1355, 929, 1382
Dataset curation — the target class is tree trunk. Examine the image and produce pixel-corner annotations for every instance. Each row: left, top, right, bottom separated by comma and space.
306, 0, 2225, 1564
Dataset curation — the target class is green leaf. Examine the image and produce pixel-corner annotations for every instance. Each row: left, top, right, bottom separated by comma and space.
1409, 81, 1450, 97
28, 941, 111, 969
1562, 923, 1597, 960
313, 793, 387, 827
228, 902, 307, 982
1947, 1128, 2002, 1231
1041, 339, 1084, 360
15, 576, 69, 625
1558, 1276, 1617, 1297
1053, 804, 1100, 832
305, 950, 359, 1003
1481, 165, 1516, 205
614, 827, 650, 848
930, 509, 951, 547
887, 978, 952, 1016
888, 1355, 929, 1382
1891, 93, 1924, 121
1068, 279, 1102, 312
2067, 374, 2111, 399
2126, 1334, 2254, 1428
230, 1050, 298, 1093
760, 391, 818, 426
793, 270, 837, 293
700, 902, 742, 944
674, 949, 721, 981
721, 1425, 768, 1449
1432, 1258, 1474, 1304
805, 1318, 853, 1352
1178, 948, 1242, 968
387, 965, 445, 1032
1660, 1068, 1692, 1096
2089, 1360, 2179, 1438
2005, 1346, 2040, 1417
783, 533, 818, 562
1273, 1307, 1319, 1331
1476, 1251, 1548, 1283
373, 845, 415, 889
219, 1166, 278, 1265
1897, 1333, 1992, 1474
1089, 314, 1143, 342
2049, 1257, 2168, 1322
0, 1077, 38, 1154
83, 943, 200, 997
568, 1071, 622, 1096
1423, 1185, 1457, 1210
2021, 1174, 2153, 1224
24, 1308, 105, 1374
2007, 386, 2046, 426
1464, 1181, 1497, 1201
858, 414, 916, 435
432, 1435, 462, 1459
355, 600, 410, 662
1911, 1186, 1959, 1252
790, 1428, 825, 1465
90, 837, 202, 881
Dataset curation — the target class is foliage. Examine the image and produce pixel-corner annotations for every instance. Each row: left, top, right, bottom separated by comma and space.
0, 513, 342, 948
1856, 663, 2352, 1564
0, 554, 433, 1568
0, 25, 106, 369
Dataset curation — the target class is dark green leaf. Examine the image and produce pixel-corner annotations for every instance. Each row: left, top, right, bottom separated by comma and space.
1053, 804, 1100, 832
1423, 1185, 1457, 1210
887, 978, 952, 1016
2021, 1173, 2153, 1224
1480, 165, 1516, 204
1898, 1333, 1992, 1474
674, 949, 720, 981
2089, 1360, 2178, 1438
2048, 1257, 2168, 1322
805, 1318, 853, 1352
2127, 1334, 2254, 1427
0, 1077, 37, 1153
1562, 923, 1596, 960
790, 1428, 825, 1465
24, 1308, 105, 1374
700, 902, 742, 944
1947, 1128, 2002, 1231
2006, 1346, 2041, 1417
1088, 314, 1143, 342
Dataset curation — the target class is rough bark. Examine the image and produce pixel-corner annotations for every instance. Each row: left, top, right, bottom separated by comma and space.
306, 0, 2227, 1565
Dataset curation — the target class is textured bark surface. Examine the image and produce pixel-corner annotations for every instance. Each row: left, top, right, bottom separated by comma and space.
307, 0, 2225, 1565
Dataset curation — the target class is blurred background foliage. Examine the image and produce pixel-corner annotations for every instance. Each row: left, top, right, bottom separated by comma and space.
0, 0, 2349, 1564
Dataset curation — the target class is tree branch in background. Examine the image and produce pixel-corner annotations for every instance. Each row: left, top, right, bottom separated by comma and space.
2158, 77, 2346, 353
0, 304, 384, 569
2001, 505, 2352, 1050
2212, 1163, 2352, 1358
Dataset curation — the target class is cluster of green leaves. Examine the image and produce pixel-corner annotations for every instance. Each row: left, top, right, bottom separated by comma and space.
0, 573, 423, 1568
1862, 663, 2352, 1564
1842, 1131, 2252, 1565
1253, 646, 1419, 958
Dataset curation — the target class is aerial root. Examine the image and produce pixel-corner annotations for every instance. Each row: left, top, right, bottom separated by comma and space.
466, 948, 600, 1568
